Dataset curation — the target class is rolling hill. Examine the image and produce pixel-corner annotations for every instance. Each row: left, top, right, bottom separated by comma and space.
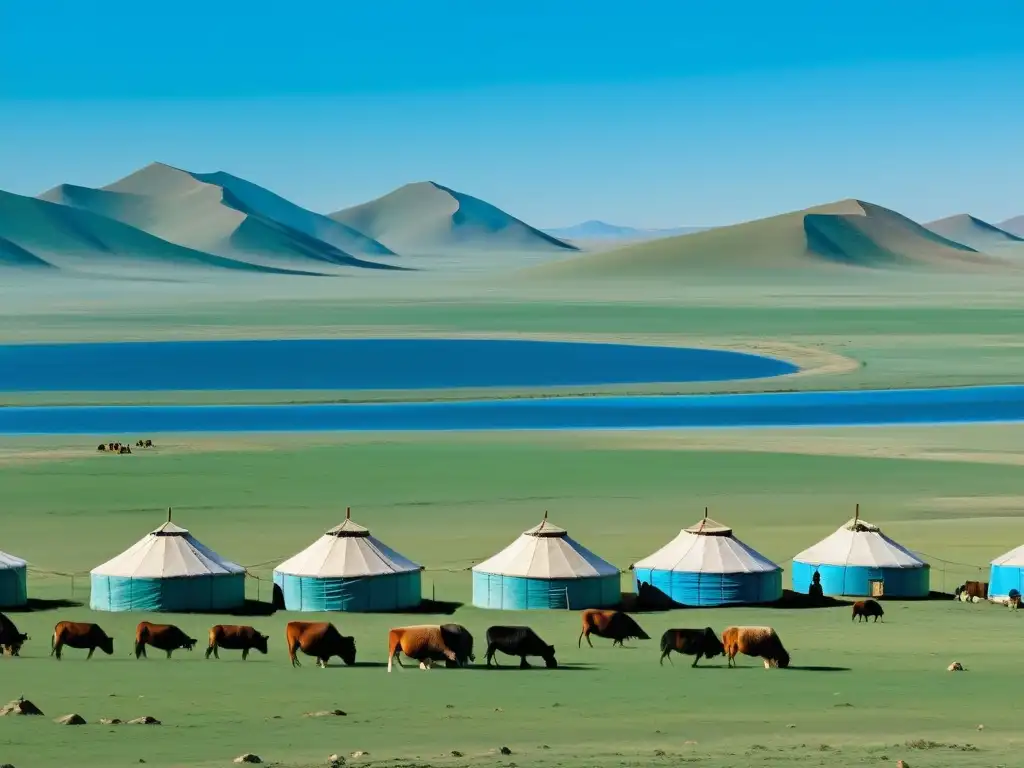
0, 189, 320, 277
330, 181, 578, 254
1000, 216, 1024, 237
41, 163, 402, 273
524, 199, 1011, 279
925, 214, 1023, 251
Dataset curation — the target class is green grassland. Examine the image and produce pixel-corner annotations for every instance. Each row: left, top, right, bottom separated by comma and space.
2, 430, 1024, 767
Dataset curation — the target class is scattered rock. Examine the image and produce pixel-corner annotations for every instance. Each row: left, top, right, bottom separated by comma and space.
896, 761, 908, 768
55, 713, 86, 725
787, 724, 796, 728
450, 751, 464, 758
653, 749, 666, 757
978, 724, 985, 731
350, 752, 369, 759
446, 704, 455, 709
539, 745, 550, 750
684, 741, 698, 746
0, 698, 43, 716
499, 747, 512, 755
100, 718, 123, 725
328, 755, 345, 766
948, 662, 964, 672
305, 709, 347, 718
127, 716, 161, 725
493, 707, 503, 713
0, 763, 15, 768
234, 756, 262, 765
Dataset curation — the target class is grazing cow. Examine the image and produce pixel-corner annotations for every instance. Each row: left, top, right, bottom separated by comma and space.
955, 581, 989, 601
484, 626, 556, 669
144, 439, 153, 448
388, 624, 475, 672
134, 622, 198, 659
722, 626, 790, 669
0, 611, 29, 656
578, 609, 650, 648
659, 627, 725, 667
206, 625, 269, 660
51, 621, 114, 660
119, 445, 132, 455
852, 599, 885, 623
286, 621, 356, 668
1009, 589, 1021, 610
97, 444, 106, 452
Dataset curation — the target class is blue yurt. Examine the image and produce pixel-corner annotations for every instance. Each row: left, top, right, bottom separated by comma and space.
791, 509, 929, 598
273, 509, 423, 612
0, 549, 27, 608
472, 513, 620, 610
632, 513, 782, 607
989, 545, 1024, 603
90, 511, 245, 612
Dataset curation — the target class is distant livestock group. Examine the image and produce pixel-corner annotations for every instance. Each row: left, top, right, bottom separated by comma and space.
0, 610, 797, 671
96, 439, 154, 455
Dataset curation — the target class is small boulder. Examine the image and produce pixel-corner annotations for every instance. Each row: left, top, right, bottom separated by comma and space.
499, 747, 512, 756
234, 756, 262, 765
328, 755, 346, 767
450, 751, 464, 758
0, 764, 15, 768
100, 718, 123, 725
896, 761, 909, 768
948, 662, 964, 672
127, 716, 161, 725
350, 752, 369, 759
305, 709, 347, 717
55, 713, 86, 725
0, 698, 43, 716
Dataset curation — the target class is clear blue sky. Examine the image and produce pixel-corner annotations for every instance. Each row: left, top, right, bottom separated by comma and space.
2, 0, 1022, 227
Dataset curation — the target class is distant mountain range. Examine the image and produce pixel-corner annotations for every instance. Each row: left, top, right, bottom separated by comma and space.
525, 199, 1012, 280
0, 162, 1018, 280
544, 220, 707, 241
925, 214, 1023, 251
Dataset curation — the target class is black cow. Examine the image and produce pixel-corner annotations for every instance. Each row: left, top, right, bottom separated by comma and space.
485, 626, 557, 669
0, 611, 29, 656
659, 627, 725, 667
439, 624, 475, 668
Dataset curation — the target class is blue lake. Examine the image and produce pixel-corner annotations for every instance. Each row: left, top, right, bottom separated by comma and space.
0, 338, 797, 392
1, 385, 1023, 434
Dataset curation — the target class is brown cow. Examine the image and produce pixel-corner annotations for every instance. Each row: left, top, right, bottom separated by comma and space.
206, 625, 269, 660
578, 609, 650, 648
134, 622, 197, 659
387, 624, 475, 672
955, 581, 988, 601
722, 626, 789, 669
51, 621, 114, 660
852, 599, 884, 622
0, 611, 29, 656
286, 621, 356, 668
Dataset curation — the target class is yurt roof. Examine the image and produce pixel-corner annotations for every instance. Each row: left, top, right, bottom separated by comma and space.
991, 543, 1024, 568
0, 550, 26, 570
792, 517, 927, 569
275, 512, 422, 578
472, 516, 619, 579
91, 519, 244, 579
633, 517, 780, 574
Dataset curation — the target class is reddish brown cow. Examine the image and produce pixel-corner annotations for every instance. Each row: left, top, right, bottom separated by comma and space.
722, 626, 790, 669
51, 621, 114, 660
387, 624, 475, 672
286, 621, 356, 668
134, 622, 198, 659
206, 625, 269, 660
578, 609, 650, 648
852, 599, 884, 622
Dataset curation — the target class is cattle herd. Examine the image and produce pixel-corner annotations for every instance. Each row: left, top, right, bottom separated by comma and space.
0, 605, 823, 671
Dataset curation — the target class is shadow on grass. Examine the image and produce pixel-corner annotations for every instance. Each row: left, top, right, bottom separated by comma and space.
406, 599, 464, 616
6, 598, 84, 613
624, 587, 856, 612
481, 662, 596, 672
785, 665, 851, 672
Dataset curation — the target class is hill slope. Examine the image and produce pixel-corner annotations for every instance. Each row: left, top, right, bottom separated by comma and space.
524, 199, 1009, 279
330, 181, 578, 254
925, 214, 1023, 251
1000, 216, 1024, 237
41, 163, 401, 273
0, 189, 319, 277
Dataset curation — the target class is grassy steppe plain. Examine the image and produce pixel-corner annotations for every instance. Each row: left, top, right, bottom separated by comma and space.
2, 430, 1024, 768
2, 271, 1024, 767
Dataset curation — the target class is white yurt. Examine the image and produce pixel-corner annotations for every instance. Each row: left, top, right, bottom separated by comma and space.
472, 513, 621, 610
791, 507, 929, 598
273, 508, 423, 612
988, 544, 1024, 603
90, 510, 246, 612
0, 549, 27, 608
632, 511, 783, 606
